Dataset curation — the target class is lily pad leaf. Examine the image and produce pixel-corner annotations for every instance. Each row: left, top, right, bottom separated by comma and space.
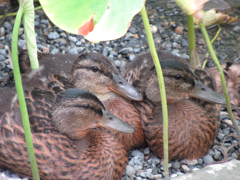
39, 0, 145, 42
21, 0, 38, 69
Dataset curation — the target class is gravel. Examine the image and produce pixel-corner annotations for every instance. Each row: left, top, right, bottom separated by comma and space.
0, 0, 240, 179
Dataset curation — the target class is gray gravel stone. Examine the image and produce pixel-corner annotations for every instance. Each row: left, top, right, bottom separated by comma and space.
129, 54, 136, 61
50, 48, 60, 55
0, 49, 6, 56
0, 27, 5, 37
131, 150, 144, 159
55, 38, 67, 45
233, 25, 240, 32
40, 19, 49, 24
139, 171, 146, 178
18, 40, 26, 50
181, 165, 190, 173
102, 47, 109, 56
0, 55, 5, 61
203, 155, 214, 165
68, 48, 78, 54
48, 32, 60, 40
69, 36, 77, 42
3, 22, 12, 31
114, 60, 122, 68
125, 165, 136, 176
119, 47, 133, 55
173, 161, 181, 170
143, 147, 150, 155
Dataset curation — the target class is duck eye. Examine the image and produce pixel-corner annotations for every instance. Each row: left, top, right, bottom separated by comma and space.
84, 104, 90, 109
91, 66, 99, 72
175, 74, 182, 80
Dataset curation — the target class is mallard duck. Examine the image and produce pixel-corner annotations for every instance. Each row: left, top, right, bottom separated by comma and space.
0, 88, 134, 180
124, 50, 226, 161
18, 51, 145, 152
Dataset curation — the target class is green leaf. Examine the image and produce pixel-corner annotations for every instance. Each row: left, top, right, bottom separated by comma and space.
21, 0, 38, 69
39, 0, 145, 41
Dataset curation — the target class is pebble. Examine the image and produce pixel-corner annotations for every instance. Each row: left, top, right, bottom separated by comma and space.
3, 22, 12, 31
131, 150, 144, 159
196, 38, 205, 45
125, 165, 136, 176
68, 48, 78, 54
102, 47, 109, 56
173, 161, 181, 170
50, 48, 60, 54
233, 26, 240, 33
40, 19, 49, 24
114, 60, 122, 68
0, 27, 5, 37
119, 47, 133, 55
0, 55, 5, 61
181, 165, 190, 173
48, 32, 60, 40
203, 155, 214, 165
55, 38, 67, 45
18, 40, 26, 50
68, 36, 77, 42
129, 54, 136, 61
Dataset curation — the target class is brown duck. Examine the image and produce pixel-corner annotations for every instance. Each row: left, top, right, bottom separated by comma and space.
124, 50, 226, 161
18, 51, 145, 152
0, 88, 134, 179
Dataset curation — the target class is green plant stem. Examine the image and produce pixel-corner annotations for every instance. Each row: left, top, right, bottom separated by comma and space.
187, 15, 196, 66
202, 24, 221, 69
0, 5, 42, 18
200, 22, 240, 148
11, 6, 40, 180
141, 6, 169, 179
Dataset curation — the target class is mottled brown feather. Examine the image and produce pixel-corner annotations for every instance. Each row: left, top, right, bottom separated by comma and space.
124, 50, 221, 161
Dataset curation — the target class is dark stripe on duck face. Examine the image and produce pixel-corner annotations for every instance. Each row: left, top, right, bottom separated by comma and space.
161, 60, 198, 79
71, 104, 103, 116
76, 52, 118, 74
164, 74, 195, 87
56, 89, 104, 108
75, 66, 113, 79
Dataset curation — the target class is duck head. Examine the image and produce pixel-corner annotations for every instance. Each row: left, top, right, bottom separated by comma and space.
52, 89, 135, 140
144, 60, 226, 104
70, 53, 143, 101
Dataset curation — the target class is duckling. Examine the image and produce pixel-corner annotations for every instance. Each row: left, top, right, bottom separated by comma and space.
124, 50, 226, 161
18, 51, 145, 151
0, 88, 134, 180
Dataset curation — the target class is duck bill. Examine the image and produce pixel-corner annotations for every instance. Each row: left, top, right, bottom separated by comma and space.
98, 110, 135, 133
190, 80, 226, 104
108, 73, 143, 101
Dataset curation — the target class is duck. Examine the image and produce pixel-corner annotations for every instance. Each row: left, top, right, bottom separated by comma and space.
0, 88, 134, 180
17, 51, 145, 152
124, 50, 226, 161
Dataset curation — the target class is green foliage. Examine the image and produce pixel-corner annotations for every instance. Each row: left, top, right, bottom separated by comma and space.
39, 0, 145, 41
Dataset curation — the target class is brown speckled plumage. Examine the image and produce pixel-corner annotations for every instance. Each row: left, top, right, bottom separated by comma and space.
17, 51, 145, 151
0, 88, 128, 180
124, 50, 222, 161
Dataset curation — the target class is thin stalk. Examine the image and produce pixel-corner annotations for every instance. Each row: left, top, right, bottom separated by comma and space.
141, 6, 169, 179
11, 7, 40, 180
202, 24, 221, 69
200, 22, 240, 148
0, 6, 42, 18
187, 15, 196, 66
